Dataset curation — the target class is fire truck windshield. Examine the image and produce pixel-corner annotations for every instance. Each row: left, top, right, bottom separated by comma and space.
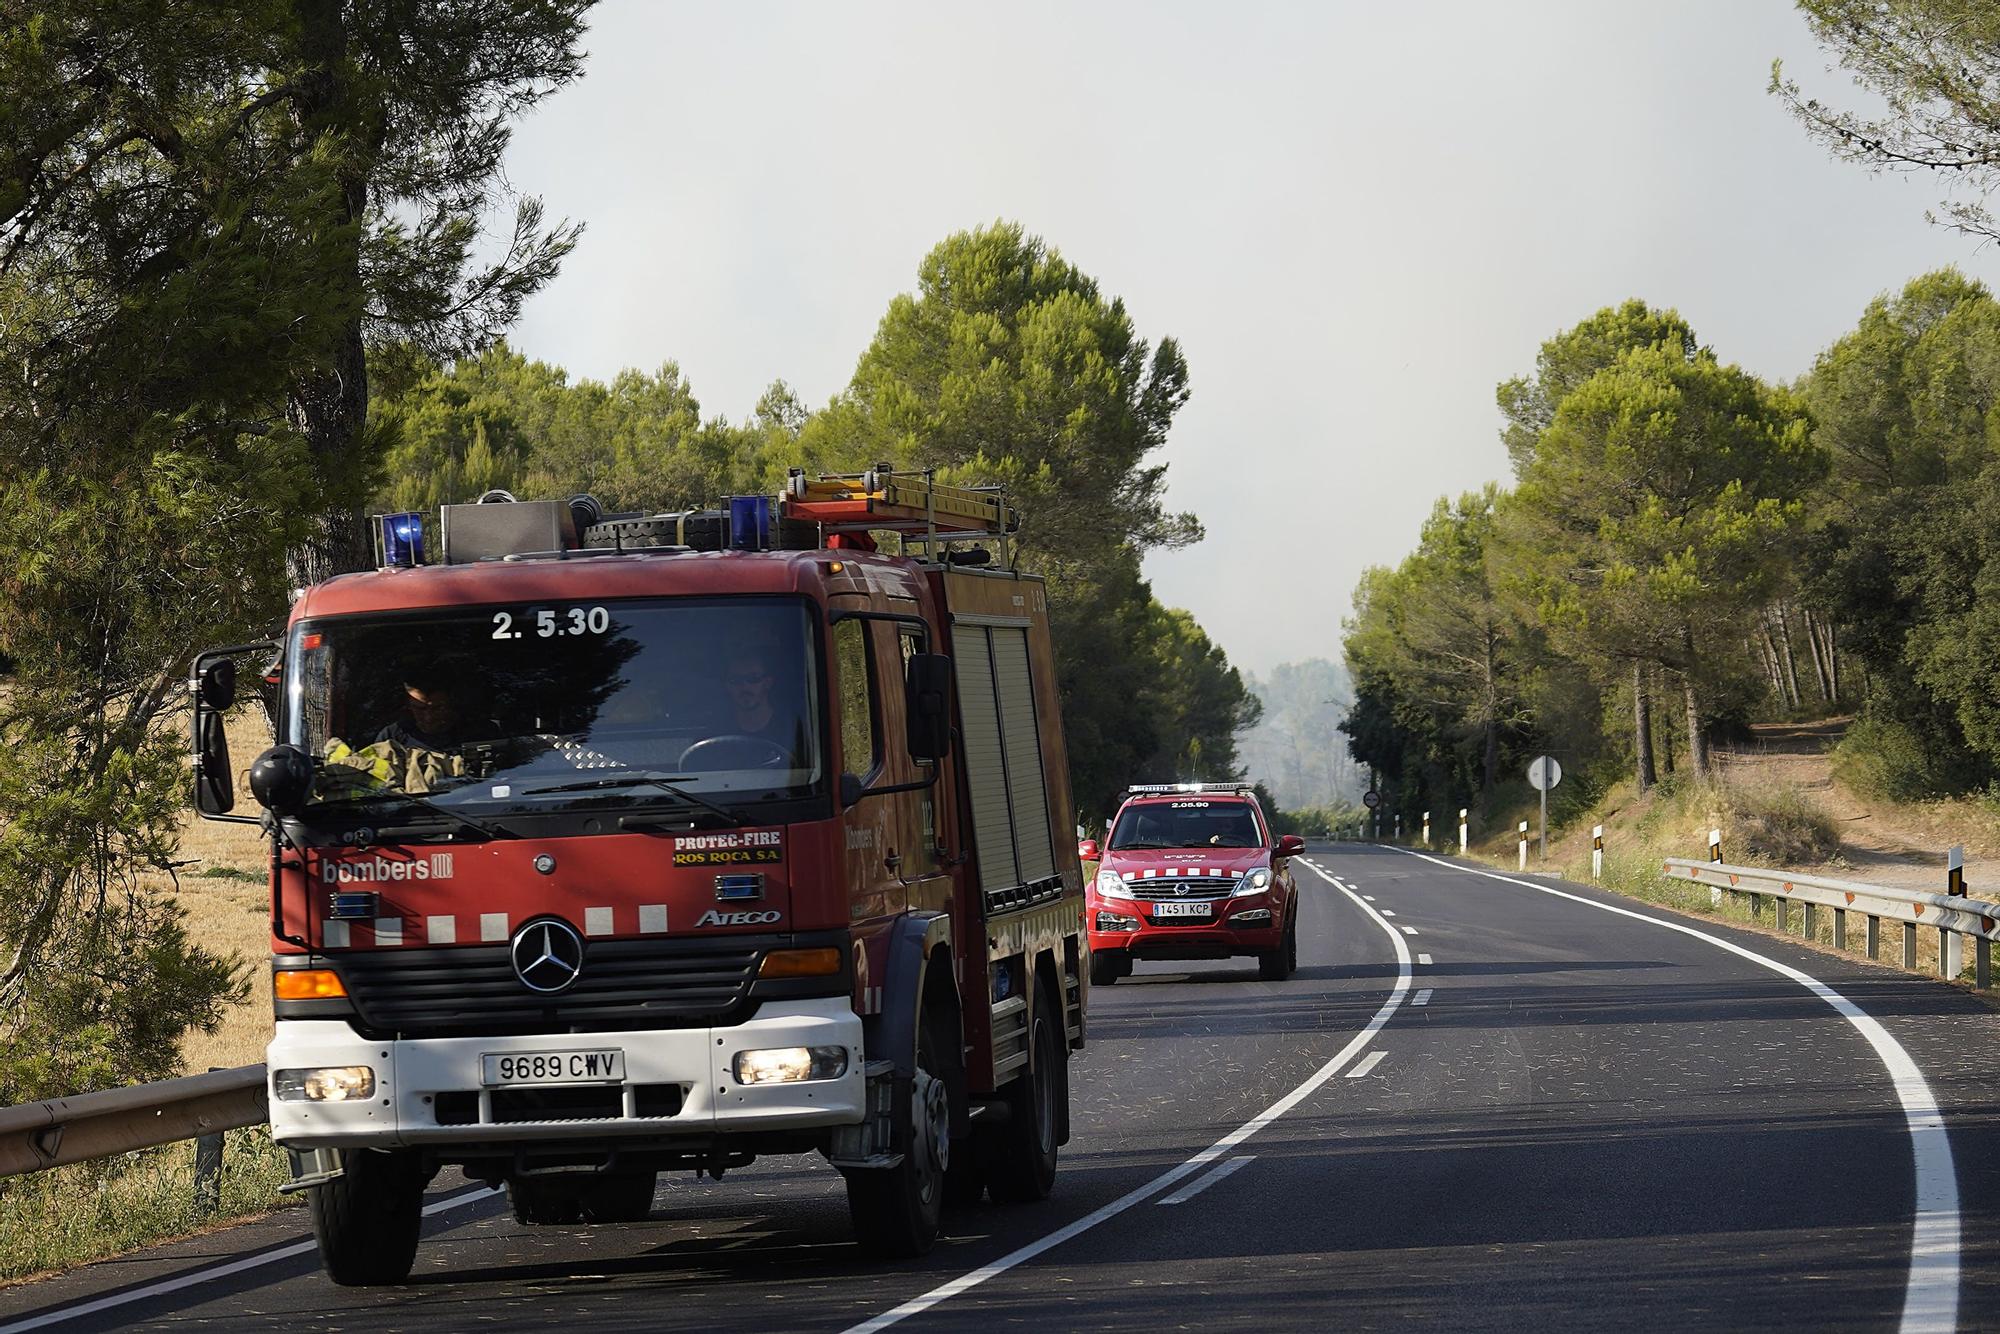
284, 596, 823, 818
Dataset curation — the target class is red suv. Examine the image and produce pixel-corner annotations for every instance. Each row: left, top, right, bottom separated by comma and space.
1083, 785, 1303, 986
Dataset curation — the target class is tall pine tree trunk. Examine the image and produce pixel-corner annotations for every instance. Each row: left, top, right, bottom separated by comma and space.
1683, 672, 1709, 777
1633, 662, 1657, 791
1773, 603, 1802, 709
285, 0, 379, 588
1801, 606, 1833, 704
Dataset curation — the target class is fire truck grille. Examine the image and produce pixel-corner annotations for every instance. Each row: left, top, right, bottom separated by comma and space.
333, 937, 765, 1039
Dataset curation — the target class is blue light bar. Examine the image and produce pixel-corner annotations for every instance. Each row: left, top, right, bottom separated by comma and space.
327, 891, 378, 920
714, 873, 765, 902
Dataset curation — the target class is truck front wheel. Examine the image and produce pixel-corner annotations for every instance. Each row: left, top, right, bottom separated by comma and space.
308, 1148, 426, 1286
581, 1170, 657, 1223
845, 1009, 950, 1257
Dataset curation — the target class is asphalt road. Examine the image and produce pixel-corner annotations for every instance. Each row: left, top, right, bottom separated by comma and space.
6, 842, 1999, 1333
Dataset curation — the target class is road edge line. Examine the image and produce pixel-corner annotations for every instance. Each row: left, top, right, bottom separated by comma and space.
840, 858, 1406, 1334
1382, 844, 1960, 1334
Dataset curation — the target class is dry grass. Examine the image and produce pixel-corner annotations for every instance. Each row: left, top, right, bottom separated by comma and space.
0, 1127, 295, 1286
161, 708, 277, 1075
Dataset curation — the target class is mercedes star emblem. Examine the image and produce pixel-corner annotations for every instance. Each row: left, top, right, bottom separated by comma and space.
510, 918, 584, 993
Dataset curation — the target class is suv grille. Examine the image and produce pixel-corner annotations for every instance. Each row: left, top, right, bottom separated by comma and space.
333, 936, 764, 1039
1125, 877, 1242, 900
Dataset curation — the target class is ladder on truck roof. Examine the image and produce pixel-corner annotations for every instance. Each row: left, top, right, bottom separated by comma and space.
781, 466, 1018, 564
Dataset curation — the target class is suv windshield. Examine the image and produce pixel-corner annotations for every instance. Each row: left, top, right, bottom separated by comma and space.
1109, 801, 1264, 850
285, 596, 822, 819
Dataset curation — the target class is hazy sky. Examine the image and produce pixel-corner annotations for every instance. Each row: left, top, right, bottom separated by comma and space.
499, 1, 1982, 676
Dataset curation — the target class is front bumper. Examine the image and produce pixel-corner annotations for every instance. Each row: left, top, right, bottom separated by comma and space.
1088, 895, 1282, 959
267, 996, 864, 1149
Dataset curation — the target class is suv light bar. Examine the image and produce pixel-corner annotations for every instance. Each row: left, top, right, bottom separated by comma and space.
1125, 782, 1259, 795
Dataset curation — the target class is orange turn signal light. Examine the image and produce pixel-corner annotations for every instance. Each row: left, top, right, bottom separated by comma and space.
274, 969, 347, 1000
758, 948, 842, 979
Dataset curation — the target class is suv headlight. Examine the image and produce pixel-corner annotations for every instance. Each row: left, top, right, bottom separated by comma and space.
1095, 867, 1127, 896
1232, 867, 1272, 897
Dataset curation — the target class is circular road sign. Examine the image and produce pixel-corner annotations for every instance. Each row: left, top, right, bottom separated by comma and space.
1527, 755, 1563, 792
1361, 789, 1381, 809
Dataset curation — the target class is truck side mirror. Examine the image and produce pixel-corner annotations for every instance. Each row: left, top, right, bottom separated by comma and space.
194, 711, 235, 815
198, 658, 237, 710
1276, 833, 1306, 857
904, 652, 952, 761
249, 744, 316, 818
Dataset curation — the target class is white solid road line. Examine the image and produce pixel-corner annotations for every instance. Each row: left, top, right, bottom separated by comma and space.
0, 1187, 502, 1334
1156, 1155, 1257, 1206
1386, 846, 1961, 1334
843, 859, 1410, 1334
1413, 988, 1434, 1006
1346, 1051, 1388, 1079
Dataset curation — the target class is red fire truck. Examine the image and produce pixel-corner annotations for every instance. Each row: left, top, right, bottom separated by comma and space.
190, 472, 1086, 1284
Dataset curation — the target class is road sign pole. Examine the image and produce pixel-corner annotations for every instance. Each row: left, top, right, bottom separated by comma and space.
1538, 782, 1547, 861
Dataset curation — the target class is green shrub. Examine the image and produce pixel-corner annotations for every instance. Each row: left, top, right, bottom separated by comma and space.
1833, 715, 1951, 802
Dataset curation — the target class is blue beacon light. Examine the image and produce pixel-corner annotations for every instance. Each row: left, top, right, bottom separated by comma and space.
379, 512, 426, 567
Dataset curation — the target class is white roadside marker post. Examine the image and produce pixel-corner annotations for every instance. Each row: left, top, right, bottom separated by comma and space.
1458, 808, 1467, 855
1422, 810, 1430, 846
1944, 845, 1965, 980
1517, 821, 1528, 872
1591, 825, 1603, 882
1709, 828, 1724, 908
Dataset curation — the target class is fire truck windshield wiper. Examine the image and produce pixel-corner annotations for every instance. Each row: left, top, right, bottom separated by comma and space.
312, 793, 518, 842
522, 772, 745, 826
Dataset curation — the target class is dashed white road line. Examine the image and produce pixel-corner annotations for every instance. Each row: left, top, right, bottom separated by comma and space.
1363, 895, 1376, 902
1346, 1051, 1388, 1079
1413, 988, 1434, 1006
1417, 953, 1433, 965
844, 859, 1408, 1334
1400, 926, 1419, 936
1157, 1155, 1256, 1206
0, 1187, 502, 1334
1384, 845, 1961, 1334
1381, 909, 1397, 917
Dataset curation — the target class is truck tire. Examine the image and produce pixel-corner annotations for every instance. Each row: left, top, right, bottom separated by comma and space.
1088, 950, 1123, 987
509, 1177, 583, 1226
308, 1148, 425, 1286
1258, 912, 1297, 982
846, 1008, 951, 1257
987, 978, 1064, 1204
580, 1170, 657, 1224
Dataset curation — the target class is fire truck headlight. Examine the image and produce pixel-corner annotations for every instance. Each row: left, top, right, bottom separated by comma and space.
1094, 868, 1125, 897
274, 1066, 376, 1101
733, 1045, 849, 1085
1233, 868, 1272, 897
1095, 910, 1141, 932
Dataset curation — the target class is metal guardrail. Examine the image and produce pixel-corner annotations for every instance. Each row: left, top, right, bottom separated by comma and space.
1663, 857, 2000, 987
0, 1064, 266, 1179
